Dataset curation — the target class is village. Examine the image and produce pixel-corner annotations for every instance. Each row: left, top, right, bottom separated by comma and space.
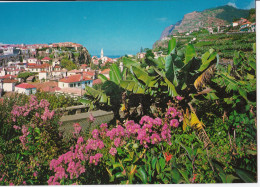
0, 42, 123, 98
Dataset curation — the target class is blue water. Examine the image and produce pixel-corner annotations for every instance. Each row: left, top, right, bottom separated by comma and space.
93, 55, 122, 59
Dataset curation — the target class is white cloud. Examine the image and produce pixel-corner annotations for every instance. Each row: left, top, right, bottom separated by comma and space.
156, 17, 168, 22
227, 2, 237, 8
246, 0, 255, 9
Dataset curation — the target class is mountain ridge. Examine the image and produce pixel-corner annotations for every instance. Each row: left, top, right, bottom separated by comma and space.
159, 5, 250, 39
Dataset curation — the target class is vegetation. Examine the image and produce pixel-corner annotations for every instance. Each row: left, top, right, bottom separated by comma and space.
0, 35, 256, 185
60, 58, 77, 71
17, 72, 37, 82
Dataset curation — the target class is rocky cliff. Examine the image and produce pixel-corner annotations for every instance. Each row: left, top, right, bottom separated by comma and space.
159, 5, 250, 39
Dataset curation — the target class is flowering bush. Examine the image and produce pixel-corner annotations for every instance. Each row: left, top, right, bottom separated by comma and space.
47, 105, 184, 184
0, 95, 64, 185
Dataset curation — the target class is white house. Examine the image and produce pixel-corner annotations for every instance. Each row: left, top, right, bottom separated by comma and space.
58, 74, 93, 89
27, 58, 38, 64
67, 69, 82, 76
39, 71, 49, 81
15, 83, 36, 95
41, 57, 51, 64
2, 79, 17, 92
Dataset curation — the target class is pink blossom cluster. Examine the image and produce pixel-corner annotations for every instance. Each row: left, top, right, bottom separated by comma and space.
19, 125, 30, 149
73, 123, 82, 136
41, 107, 55, 122
11, 95, 55, 125
48, 133, 105, 185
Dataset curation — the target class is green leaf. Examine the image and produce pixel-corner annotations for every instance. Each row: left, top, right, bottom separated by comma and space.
113, 163, 122, 169
152, 157, 157, 170
235, 168, 256, 183
115, 172, 125, 178
79, 98, 92, 105
109, 64, 122, 85
137, 167, 148, 184
198, 51, 217, 72
34, 127, 40, 134
168, 37, 177, 55
165, 55, 174, 82
120, 80, 145, 94
130, 66, 156, 87
177, 169, 190, 183
159, 157, 166, 170
123, 57, 140, 68
98, 74, 108, 83
184, 44, 196, 64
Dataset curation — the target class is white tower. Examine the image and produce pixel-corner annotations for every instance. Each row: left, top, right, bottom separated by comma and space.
101, 48, 104, 59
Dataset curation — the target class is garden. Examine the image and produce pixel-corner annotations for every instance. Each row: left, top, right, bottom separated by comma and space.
0, 37, 257, 184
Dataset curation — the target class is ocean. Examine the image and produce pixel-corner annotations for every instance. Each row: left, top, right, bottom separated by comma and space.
93, 55, 122, 59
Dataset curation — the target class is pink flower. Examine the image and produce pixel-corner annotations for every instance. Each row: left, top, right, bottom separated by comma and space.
88, 113, 95, 122
176, 96, 183, 101
100, 123, 108, 129
109, 147, 117, 156
13, 125, 20, 130
153, 118, 162, 126
114, 137, 121, 147
140, 116, 154, 126
23, 181, 26, 185
92, 129, 99, 139
170, 119, 179, 128
9, 182, 14, 186
33, 172, 38, 177
77, 137, 84, 144
151, 133, 161, 144
89, 153, 103, 165
166, 107, 177, 118
73, 123, 82, 135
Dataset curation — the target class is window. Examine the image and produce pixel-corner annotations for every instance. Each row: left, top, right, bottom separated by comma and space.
78, 83, 80, 87
70, 84, 73, 87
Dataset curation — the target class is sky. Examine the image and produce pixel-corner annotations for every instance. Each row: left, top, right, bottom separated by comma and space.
0, 0, 256, 56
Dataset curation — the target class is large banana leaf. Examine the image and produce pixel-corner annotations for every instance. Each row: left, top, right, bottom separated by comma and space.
120, 80, 145, 94
85, 86, 110, 105
197, 51, 217, 72
168, 37, 177, 55
184, 44, 196, 64
98, 74, 108, 83
123, 57, 140, 68
130, 66, 156, 87
154, 67, 178, 96
109, 64, 122, 85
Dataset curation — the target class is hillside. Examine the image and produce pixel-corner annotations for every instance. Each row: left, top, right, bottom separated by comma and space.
160, 5, 250, 39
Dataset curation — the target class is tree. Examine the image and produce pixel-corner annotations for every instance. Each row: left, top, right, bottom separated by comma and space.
18, 72, 36, 82
60, 58, 77, 71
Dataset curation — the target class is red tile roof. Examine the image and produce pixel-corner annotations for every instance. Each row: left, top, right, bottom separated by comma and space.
83, 71, 95, 76
100, 69, 110, 74
93, 79, 102, 85
0, 74, 17, 79
59, 74, 92, 83
16, 83, 36, 89
3, 79, 17, 83
41, 57, 51, 61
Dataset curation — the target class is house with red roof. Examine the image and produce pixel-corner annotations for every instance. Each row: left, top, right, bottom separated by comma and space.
15, 83, 36, 95
67, 69, 82, 76
41, 56, 51, 64
100, 69, 110, 79
2, 79, 17, 92
58, 74, 93, 89
80, 64, 90, 72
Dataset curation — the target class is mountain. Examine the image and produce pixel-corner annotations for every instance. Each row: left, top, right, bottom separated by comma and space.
159, 5, 250, 39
